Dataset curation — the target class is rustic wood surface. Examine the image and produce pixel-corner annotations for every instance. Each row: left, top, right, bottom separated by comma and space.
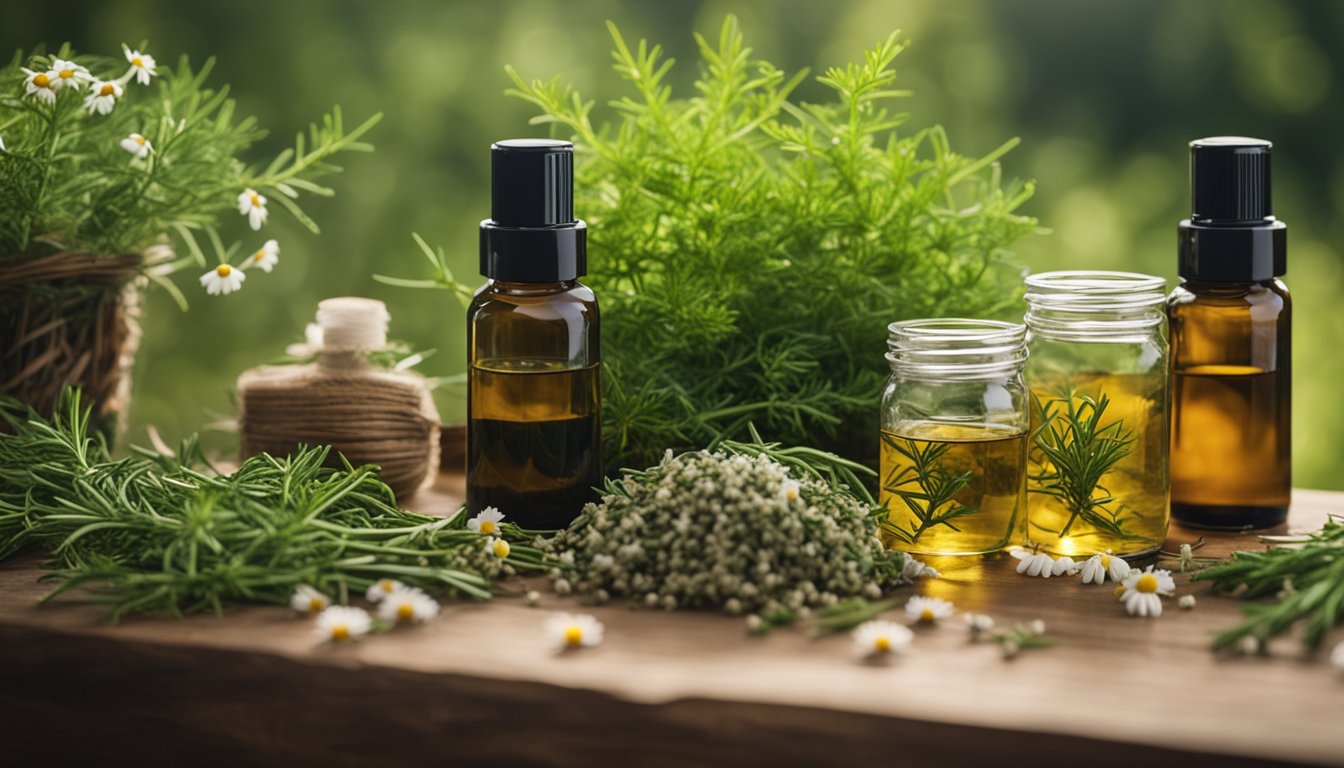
1, 475, 1341, 768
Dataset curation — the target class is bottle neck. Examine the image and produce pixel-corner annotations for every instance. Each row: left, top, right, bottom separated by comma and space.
486, 279, 578, 296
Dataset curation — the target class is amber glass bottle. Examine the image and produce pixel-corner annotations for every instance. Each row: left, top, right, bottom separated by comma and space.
467, 140, 600, 531
1169, 138, 1290, 530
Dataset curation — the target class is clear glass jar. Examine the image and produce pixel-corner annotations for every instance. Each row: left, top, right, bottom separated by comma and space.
1023, 271, 1169, 559
879, 319, 1029, 556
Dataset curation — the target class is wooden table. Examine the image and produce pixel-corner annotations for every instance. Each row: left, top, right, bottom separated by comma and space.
1, 475, 1341, 768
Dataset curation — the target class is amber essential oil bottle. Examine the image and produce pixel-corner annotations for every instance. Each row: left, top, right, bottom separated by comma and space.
1169, 137, 1290, 530
467, 139, 600, 530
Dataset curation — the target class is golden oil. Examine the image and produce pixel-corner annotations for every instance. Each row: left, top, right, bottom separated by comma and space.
1026, 372, 1169, 558
879, 423, 1027, 556
468, 359, 600, 529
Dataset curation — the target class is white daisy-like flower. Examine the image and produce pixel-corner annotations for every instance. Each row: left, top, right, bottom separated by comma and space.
1079, 551, 1131, 584
779, 479, 800, 503
486, 536, 511, 559
314, 605, 372, 642
468, 506, 505, 535
199, 263, 245, 295
120, 132, 152, 158
1120, 566, 1176, 617
290, 584, 330, 615
901, 554, 939, 582
123, 44, 158, 85
544, 612, 603, 651
1052, 556, 1080, 576
50, 58, 92, 90
245, 239, 279, 272
22, 67, 58, 104
1329, 641, 1344, 673
1178, 595, 1197, 610
1010, 548, 1057, 578
905, 595, 954, 624
84, 80, 123, 115
964, 612, 995, 641
851, 620, 913, 658
237, 188, 268, 230
377, 586, 440, 624
365, 577, 404, 603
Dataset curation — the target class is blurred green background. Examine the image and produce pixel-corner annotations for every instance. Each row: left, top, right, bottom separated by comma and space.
7, 0, 1343, 488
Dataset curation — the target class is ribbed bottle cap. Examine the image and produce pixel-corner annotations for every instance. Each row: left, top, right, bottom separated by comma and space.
316, 297, 389, 351
1190, 137, 1272, 224
491, 139, 574, 226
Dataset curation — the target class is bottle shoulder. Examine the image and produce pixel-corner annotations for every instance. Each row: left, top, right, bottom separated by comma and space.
469, 280, 598, 320
1168, 280, 1289, 316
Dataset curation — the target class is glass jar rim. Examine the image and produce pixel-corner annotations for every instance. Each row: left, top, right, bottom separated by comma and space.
1024, 270, 1166, 311
886, 318, 1027, 378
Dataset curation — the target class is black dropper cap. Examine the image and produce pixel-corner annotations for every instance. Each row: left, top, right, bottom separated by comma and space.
479, 139, 586, 282
1178, 137, 1286, 282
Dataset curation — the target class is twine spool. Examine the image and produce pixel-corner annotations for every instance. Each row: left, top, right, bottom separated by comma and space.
236, 298, 440, 502
0, 251, 146, 434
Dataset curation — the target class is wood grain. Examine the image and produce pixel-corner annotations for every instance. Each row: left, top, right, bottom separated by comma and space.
0, 477, 1340, 767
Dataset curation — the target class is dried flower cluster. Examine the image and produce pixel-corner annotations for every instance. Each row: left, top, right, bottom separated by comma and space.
547, 450, 924, 614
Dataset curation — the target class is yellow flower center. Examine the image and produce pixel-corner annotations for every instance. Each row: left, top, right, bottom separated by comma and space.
1114, 585, 1127, 599
100, 83, 116, 96
1136, 573, 1160, 594
216, 264, 232, 277
492, 539, 510, 559
919, 608, 935, 623
250, 192, 261, 207
396, 603, 414, 621
379, 579, 394, 592
133, 134, 146, 146
1100, 554, 1112, 568
33, 73, 50, 87
308, 597, 324, 613
874, 635, 892, 653
563, 626, 583, 646
331, 625, 350, 641
786, 487, 799, 501
479, 520, 497, 534
59, 69, 75, 80
132, 57, 144, 67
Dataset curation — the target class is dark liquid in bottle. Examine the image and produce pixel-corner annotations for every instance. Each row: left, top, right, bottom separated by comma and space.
467, 360, 600, 529
1171, 364, 1289, 529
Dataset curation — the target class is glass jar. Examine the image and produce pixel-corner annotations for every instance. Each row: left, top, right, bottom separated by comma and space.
879, 319, 1029, 556
1023, 271, 1169, 559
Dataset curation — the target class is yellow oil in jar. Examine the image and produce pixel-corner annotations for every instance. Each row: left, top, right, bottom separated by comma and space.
1027, 372, 1169, 559
879, 423, 1027, 556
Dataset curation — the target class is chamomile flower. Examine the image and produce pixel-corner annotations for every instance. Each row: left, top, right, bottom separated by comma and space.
964, 613, 995, 641
314, 605, 372, 643
1080, 551, 1132, 585
123, 45, 158, 85
237, 188, 268, 230
780, 479, 800, 503
22, 67, 58, 104
199, 263, 245, 295
1120, 566, 1176, 617
120, 133, 152, 159
487, 536, 511, 559
545, 612, 603, 652
1178, 595, 1197, 610
50, 59, 92, 90
377, 587, 440, 624
245, 239, 279, 272
1010, 548, 1057, 578
290, 584, 330, 615
852, 620, 913, 658
468, 506, 505, 535
1052, 556, 1081, 576
905, 595, 954, 624
84, 80, 123, 115
365, 578, 405, 603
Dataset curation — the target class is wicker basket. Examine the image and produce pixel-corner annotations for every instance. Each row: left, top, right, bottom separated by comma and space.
0, 251, 144, 433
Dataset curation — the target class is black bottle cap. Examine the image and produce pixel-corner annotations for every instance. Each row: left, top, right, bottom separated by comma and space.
480, 139, 587, 282
1178, 137, 1285, 282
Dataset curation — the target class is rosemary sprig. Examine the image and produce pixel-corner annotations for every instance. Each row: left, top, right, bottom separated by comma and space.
1029, 388, 1140, 540
0, 390, 547, 620
809, 597, 898, 635
879, 433, 976, 544
1192, 517, 1344, 652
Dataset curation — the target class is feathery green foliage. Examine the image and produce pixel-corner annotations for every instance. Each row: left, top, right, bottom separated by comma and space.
0, 390, 545, 620
1193, 518, 1344, 652
394, 17, 1037, 471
